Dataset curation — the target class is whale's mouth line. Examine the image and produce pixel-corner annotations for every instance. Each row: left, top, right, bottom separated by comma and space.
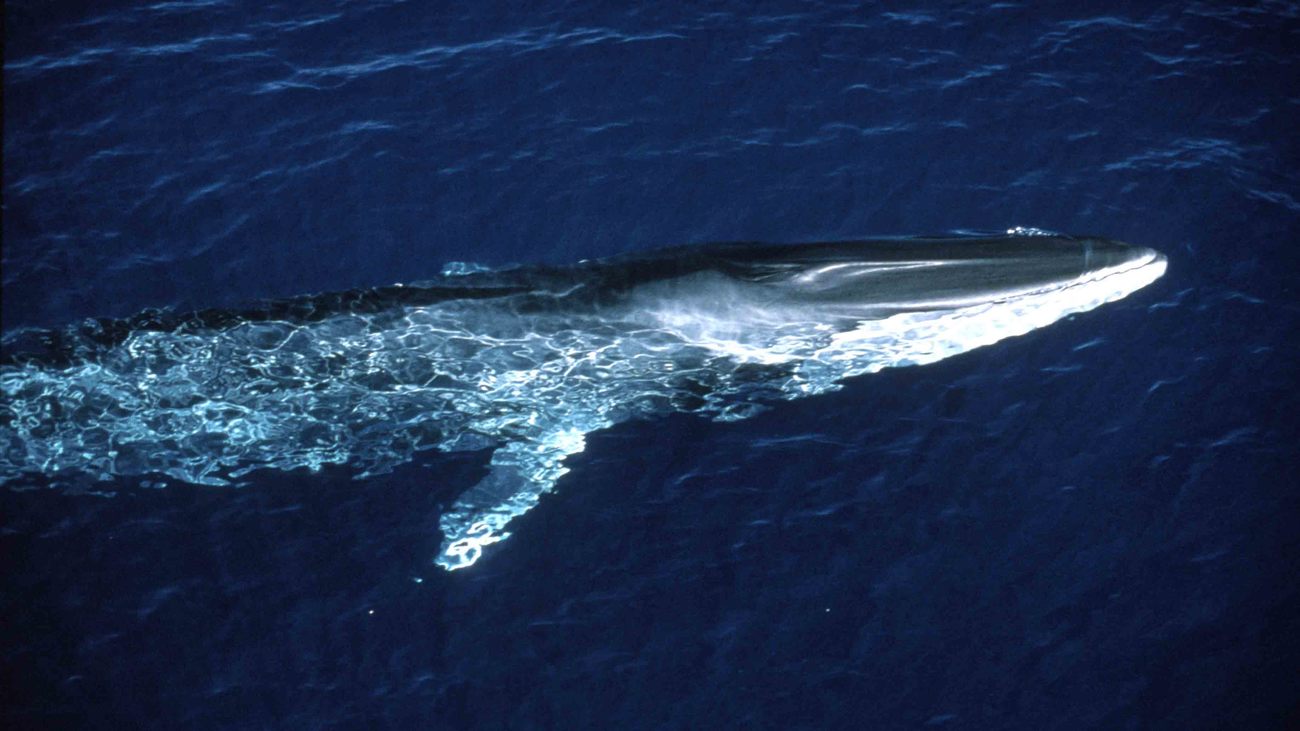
810, 250, 1167, 316
998, 249, 1166, 307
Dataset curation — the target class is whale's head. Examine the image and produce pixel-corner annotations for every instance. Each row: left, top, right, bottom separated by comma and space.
624, 234, 1167, 364
725, 235, 1167, 312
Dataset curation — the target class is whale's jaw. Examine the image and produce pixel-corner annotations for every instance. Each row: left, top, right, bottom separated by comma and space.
626, 238, 1167, 372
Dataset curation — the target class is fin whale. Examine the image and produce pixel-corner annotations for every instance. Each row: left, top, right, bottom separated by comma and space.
0, 233, 1167, 569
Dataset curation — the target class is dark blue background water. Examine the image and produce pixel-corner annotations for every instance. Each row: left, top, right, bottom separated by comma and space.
3, 1, 1298, 728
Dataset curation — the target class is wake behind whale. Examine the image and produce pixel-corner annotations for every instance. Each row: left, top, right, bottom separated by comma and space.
0, 232, 1167, 569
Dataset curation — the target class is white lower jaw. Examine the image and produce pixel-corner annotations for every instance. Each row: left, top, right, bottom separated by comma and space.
791, 253, 1168, 393
657, 253, 1168, 391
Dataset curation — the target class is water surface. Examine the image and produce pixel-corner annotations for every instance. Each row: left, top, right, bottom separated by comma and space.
3, 1, 1297, 728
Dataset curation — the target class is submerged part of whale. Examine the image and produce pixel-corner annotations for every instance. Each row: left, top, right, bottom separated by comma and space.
0, 232, 1167, 569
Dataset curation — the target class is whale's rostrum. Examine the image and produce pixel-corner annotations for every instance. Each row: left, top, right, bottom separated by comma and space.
0, 233, 1167, 570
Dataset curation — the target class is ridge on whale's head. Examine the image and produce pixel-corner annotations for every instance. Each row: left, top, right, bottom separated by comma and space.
610, 234, 1167, 332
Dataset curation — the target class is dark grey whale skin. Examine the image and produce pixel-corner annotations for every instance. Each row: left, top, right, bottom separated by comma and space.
1, 234, 1163, 367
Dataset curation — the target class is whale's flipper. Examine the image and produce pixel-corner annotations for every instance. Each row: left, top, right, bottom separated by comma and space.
436, 429, 586, 570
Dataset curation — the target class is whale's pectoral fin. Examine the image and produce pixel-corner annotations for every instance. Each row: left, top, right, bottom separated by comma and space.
435, 429, 586, 570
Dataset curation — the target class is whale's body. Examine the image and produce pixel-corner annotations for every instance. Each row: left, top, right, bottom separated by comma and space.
0, 233, 1167, 569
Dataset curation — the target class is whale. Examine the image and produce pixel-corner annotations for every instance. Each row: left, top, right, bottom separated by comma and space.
0, 231, 1167, 569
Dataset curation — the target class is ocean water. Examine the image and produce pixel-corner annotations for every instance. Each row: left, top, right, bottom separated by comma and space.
3, 1, 1298, 729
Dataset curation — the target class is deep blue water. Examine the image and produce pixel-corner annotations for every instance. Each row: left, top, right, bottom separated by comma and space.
3, 1, 1298, 728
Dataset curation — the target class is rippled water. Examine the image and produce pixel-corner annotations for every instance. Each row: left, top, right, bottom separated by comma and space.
3, 2, 1298, 728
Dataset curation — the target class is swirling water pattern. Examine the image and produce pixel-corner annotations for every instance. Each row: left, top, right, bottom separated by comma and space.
3, 1, 1297, 728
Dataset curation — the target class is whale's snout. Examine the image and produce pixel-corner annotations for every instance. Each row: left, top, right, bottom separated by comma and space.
1081, 238, 1165, 276
742, 235, 1167, 314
